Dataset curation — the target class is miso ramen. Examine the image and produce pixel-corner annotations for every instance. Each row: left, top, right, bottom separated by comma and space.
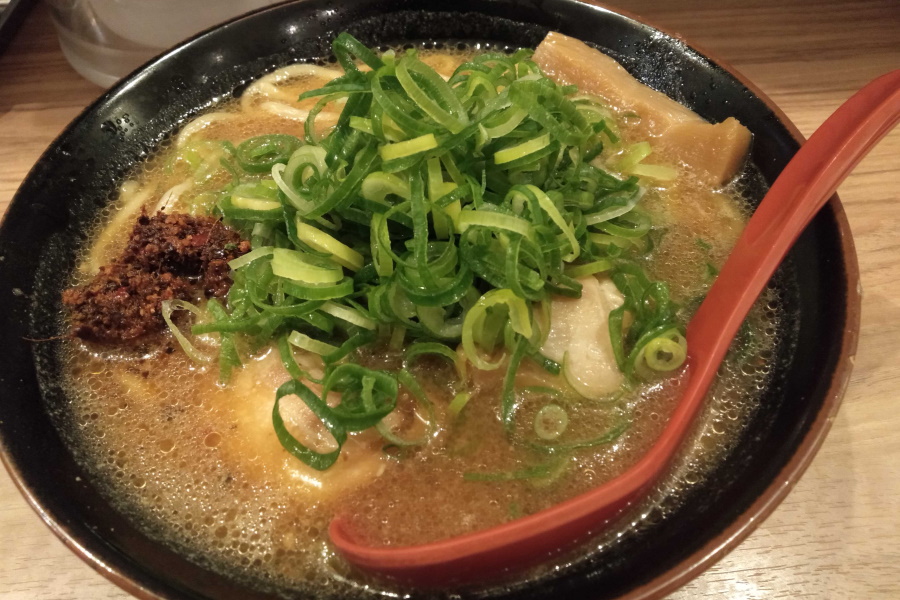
59, 32, 783, 596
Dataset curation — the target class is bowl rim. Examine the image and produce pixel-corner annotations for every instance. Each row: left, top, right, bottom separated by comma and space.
0, 1, 861, 599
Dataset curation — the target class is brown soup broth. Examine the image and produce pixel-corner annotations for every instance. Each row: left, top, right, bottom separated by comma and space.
58, 45, 784, 597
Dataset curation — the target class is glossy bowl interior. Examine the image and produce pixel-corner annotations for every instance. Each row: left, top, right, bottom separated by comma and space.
0, 1, 859, 599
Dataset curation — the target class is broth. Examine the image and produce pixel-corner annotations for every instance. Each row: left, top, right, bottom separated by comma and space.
59, 42, 782, 596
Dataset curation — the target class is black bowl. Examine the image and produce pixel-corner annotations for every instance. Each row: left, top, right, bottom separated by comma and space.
0, 1, 859, 599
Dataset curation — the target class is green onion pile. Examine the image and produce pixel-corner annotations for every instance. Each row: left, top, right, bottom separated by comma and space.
166, 33, 687, 470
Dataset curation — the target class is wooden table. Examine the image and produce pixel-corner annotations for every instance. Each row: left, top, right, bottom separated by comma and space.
1, 1, 897, 598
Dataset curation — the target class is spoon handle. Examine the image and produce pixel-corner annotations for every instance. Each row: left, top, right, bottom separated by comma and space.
687, 69, 900, 380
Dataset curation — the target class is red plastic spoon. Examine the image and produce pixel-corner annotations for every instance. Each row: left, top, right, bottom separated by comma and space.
330, 69, 900, 586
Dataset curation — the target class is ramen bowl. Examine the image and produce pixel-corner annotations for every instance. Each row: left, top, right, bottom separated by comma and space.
0, 1, 859, 598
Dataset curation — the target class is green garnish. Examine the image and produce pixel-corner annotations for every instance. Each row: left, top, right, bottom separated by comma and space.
533, 404, 569, 441
163, 33, 686, 470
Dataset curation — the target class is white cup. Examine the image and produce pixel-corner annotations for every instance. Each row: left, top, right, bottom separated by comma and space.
46, 0, 280, 87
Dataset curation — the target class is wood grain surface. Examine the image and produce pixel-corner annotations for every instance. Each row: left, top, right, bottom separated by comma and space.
1, 1, 898, 598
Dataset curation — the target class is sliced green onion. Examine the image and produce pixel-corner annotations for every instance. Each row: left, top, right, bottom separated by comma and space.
615, 141, 653, 172
500, 335, 529, 430
324, 363, 398, 431
349, 116, 374, 135
281, 277, 354, 300
584, 188, 644, 225
161, 299, 214, 364
235, 134, 301, 173
463, 461, 562, 482
457, 210, 533, 238
231, 196, 281, 211
448, 391, 471, 416
287, 330, 340, 356
461, 289, 533, 370
565, 259, 613, 278
642, 330, 687, 371
534, 404, 568, 440
320, 301, 376, 330
273, 379, 346, 470
531, 413, 629, 452
631, 163, 678, 180
375, 370, 434, 446
396, 54, 469, 134
277, 335, 320, 382
271, 248, 343, 284
228, 246, 273, 271
379, 133, 438, 162
530, 185, 579, 260
494, 133, 551, 165
295, 219, 364, 271
271, 163, 315, 213
361, 171, 411, 204
484, 106, 528, 139
286, 145, 328, 182
403, 341, 459, 367
206, 298, 241, 383
219, 182, 283, 221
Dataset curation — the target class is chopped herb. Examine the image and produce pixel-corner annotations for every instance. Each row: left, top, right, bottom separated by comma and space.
163, 33, 685, 470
